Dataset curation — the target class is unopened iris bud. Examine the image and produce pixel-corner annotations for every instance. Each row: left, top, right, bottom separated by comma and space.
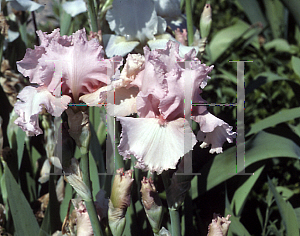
200, 3, 212, 39
108, 168, 134, 236
64, 158, 92, 202
174, 28, 188, 46
140, 177, 163, 234
207, 214, 231, 236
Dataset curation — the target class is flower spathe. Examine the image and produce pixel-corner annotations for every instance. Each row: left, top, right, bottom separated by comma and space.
108, 168, 134, 236
14, 28, 122, 136
116, 41, 236, 174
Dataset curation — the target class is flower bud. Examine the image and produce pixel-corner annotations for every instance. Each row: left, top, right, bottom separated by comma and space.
140, 177, 163, 234
71, 198, 94, 236
120, 53, 145, 85
88, 30, 102, 45
68, 190, 109, 236
200, 4, 212, 39
158, 227, 171, 236
207, 214, 231, 236
64, 158, 92, 201
108, 168, 134, 236
41, 114, 57, 159
0, 13, 9, 38
174, 28, 188, 46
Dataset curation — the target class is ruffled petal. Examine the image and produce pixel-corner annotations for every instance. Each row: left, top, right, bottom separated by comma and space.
133, 45, 173, 118
16, 46, 46, 84
106, 0, 165, 43
137, 41, 212, 120
15, 30, 61, 81
80, 66, 140, 117
88, 53, 144, 115
192, 111, 236, 154
117, 117, 197, 174
17, 28, 122, 103
43, 30, 121, 102
147, 34, 199, 58
158, 70, 185, 120
120, 53, 145, 84
36, 28, 62, 47
107, 86, 139, 116
79, 86, 107, 106
14, 86, 71, 136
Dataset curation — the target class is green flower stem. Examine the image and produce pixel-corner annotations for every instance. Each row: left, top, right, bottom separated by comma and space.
81, 150, 103, 236
19, 21, 28, 47
31, 11, 39, 46
0, 35, 4, 68
185, 0, 194, 46
169, 208, 181, 236
84, 0, 98, 32
162, 171, 181, 236
85, 199, 103, 235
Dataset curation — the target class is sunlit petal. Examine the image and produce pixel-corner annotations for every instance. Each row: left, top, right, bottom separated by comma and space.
14, 86, 71, 136
118, 117, 197, 174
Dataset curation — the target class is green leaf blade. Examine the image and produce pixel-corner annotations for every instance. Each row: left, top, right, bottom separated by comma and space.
4, 164, 40, 236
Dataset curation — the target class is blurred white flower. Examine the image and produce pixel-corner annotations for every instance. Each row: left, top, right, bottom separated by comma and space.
62, 0, 87, 17
106, 0, 166, 43
104, 0, 197, 57
153, 0, 181, 18
6, 0, 44, 12
104, 0, 166, 57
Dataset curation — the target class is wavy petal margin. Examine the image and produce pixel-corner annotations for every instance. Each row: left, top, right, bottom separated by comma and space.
117, 117, 197, 174
14, 86, 71, 136
192, 111, 236, 154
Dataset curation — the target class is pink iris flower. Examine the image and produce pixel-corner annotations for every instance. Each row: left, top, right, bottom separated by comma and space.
14, 28, 122, 136
116, 41, 236, 174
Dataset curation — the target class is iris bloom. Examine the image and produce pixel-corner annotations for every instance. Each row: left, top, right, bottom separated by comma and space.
6, 0, 44, 12
113, 41, 235, 174
14, 28, 122, 136
104, 0, 197, 58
